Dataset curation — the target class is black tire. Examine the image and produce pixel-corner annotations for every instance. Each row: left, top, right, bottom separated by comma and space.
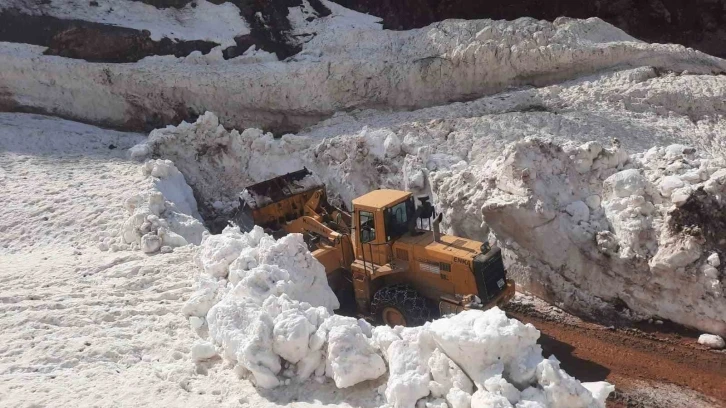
370, 284, 431, 327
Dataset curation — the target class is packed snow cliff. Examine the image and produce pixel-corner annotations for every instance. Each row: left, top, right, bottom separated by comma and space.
182, 226, 614, 407
2, 14, 725, 132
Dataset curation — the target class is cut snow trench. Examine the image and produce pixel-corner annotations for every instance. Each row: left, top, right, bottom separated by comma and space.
130, 60, 726, 337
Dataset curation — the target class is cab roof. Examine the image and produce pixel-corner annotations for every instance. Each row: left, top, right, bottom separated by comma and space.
352, 189, 411, 209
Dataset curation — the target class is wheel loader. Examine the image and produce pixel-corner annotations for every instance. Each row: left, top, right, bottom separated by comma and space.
235, 168, 515, 326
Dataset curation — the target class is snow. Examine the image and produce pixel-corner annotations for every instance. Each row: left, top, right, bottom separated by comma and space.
4, 3, 726, 405
2, 17, 725, 133
191, 341, 218, 361
118, 159, 205, 253
0, 113, 146, 254
0, 0, 248, 46
193, 226, 345, 388
135, 61, 726, 338
433, 138, 726, 336
180, 218, 610, 407
0, 112, 613, 407
697, 334, 725, 349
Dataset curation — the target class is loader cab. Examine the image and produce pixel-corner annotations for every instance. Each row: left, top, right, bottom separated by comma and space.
351, 189, 415, 265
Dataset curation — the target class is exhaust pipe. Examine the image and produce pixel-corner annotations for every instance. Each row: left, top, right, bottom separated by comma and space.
433, 213, 443, 242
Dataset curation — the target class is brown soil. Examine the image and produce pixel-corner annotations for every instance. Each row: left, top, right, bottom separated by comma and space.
507, 309, 726, 407
0, 10, 218, 63
331, 0, 726, 59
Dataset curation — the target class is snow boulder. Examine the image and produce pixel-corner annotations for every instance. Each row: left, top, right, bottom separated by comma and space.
698, 334, 725, 349
429, 308, 541, 388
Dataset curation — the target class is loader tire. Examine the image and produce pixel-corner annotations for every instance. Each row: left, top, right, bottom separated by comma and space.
371, 284, 430, 327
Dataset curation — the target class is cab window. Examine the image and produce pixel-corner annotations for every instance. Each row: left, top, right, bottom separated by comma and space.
384, 197, 414, 241
360, 211, 376, 243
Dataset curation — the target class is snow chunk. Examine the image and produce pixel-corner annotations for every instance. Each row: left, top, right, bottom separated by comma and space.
320, 316, 386, 388
428, 348, 474, 398
191, 341, 217, 361
429, 308, 541, 387
471, 389, 513, 408
707, 252, 721, 267
385, 328, 434, 408
140, 233, 162, 253
536, 356, 605, 408
603, 169, 646, 198
196, 229, 248, 278
698, 334, 725, 349
565, 201, 590, 224
659, 176, 685, 197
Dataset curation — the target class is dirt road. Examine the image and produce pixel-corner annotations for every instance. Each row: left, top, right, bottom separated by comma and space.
506, 298, 726, 408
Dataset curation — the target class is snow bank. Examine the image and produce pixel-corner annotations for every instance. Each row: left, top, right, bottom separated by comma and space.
2, 15, 724, 132
112, 159, 206, 253
183, 228, 612, 406
432, 138, 726, 336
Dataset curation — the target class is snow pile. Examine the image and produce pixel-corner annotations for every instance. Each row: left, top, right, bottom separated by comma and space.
112, 159, 206, 253
133, 111, 421, 209
432, 138, 726, 336
183, 226, 391, 389
3, 15, 725, 132
697, 334, 725, 349
370, 309, 613, 408
183, 227, 612, 406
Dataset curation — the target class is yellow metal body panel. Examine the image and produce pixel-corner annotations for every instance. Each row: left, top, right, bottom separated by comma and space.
388, 232, 483, 299
242, 175, 512, 320
312, 246, 345, 274
352, 189, 411, 209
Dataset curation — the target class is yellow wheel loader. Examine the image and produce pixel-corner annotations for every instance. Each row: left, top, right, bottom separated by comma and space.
235, 168, 515, 326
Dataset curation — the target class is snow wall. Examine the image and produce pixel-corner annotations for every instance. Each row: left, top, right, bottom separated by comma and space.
2, 16, 725, 132
131, 81, 726, 337
182, 225, 614, 408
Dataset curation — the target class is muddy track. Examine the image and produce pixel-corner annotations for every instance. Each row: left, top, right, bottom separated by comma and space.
506, 309, 726, 407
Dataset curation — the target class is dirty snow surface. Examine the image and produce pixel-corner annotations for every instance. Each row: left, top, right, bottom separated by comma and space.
0, 0, 249, 46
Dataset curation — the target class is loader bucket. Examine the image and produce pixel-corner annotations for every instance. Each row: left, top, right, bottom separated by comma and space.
236, 168, 326, 231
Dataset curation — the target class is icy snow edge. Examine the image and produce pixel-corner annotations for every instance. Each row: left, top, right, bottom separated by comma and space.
181, 226, 613, 407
